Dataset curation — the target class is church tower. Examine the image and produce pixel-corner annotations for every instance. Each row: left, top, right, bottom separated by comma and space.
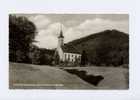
58, 27, 64, 47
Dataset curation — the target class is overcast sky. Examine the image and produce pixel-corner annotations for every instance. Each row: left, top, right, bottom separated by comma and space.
18, 14, 129, 49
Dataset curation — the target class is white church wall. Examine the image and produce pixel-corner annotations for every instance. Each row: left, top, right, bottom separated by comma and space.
58, 38, 64, 46
57, 47, 64, 61
63, 52, 81, 62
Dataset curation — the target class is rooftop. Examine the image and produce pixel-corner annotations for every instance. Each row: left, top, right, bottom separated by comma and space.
62, 44, 81, 54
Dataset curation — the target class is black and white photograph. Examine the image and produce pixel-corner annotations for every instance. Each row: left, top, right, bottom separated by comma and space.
9, 14, 129, 89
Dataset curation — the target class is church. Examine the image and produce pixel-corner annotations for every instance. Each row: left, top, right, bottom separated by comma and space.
54, 28, 81, 64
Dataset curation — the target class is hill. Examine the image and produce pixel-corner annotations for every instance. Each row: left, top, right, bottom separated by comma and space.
67, 29, 129, 66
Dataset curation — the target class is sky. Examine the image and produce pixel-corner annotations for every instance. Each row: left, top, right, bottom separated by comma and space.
18, 14, 129, 49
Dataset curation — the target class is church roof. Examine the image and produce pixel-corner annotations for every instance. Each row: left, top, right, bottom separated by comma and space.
61, 44, 81, 54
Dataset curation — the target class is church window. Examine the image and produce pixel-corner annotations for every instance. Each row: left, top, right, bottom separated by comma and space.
68, 54, 70, 60
75, 55, 77, 59
72, 59, 73, 62
65, 53, 67, 59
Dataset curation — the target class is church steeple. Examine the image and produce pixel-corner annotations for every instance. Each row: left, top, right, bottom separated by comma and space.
58, 24, 64, 38
58, 30, 64, 38
58, 25, 64, 47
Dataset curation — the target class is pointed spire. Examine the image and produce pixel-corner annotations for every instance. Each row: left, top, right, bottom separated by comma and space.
58, 24, 64, 38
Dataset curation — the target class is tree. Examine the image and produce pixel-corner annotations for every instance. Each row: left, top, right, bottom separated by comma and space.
54, 51, 60, 65
29, 45, 41, 64
81, 50, 88, 66
9, 15, 37, 63
38, 50, 47, 65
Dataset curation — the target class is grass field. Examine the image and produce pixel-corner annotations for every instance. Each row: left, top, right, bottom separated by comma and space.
9, 62, 129, 89
61, 66, 129, 89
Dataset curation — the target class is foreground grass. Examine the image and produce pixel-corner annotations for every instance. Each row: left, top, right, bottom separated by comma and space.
9, 62, 129, 89
9, 63, 95, 89
61, 66, 129, 89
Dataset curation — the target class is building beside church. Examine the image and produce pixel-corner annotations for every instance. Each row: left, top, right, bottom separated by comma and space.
54, 29, 81, 64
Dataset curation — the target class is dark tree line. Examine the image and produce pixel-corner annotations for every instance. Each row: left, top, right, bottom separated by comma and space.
9, 15, 54, 65
9, 15, 37, 63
